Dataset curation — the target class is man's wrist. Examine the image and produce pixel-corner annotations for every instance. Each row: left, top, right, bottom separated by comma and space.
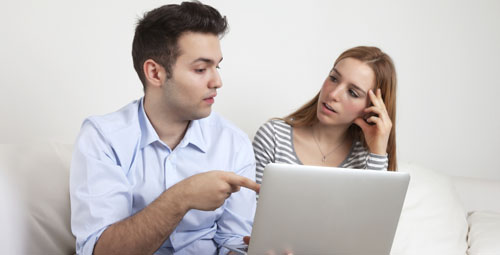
163, 182, 191, 214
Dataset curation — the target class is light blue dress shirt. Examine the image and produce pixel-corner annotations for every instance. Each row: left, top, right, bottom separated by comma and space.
70, 98, 257, 255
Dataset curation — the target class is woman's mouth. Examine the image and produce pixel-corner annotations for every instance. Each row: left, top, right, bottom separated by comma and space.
323, 103, 336, 113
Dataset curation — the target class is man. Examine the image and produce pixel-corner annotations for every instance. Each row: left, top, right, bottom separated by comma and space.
70, 2, 259, 254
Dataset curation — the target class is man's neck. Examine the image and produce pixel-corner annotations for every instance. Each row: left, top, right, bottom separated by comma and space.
143, 96, 190, 150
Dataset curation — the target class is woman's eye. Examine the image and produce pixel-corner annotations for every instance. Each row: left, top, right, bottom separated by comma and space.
195, 69, 206, 73
349, 89, 359, 98
329, 75, 338, 82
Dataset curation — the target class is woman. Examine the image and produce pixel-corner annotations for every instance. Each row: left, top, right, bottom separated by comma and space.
253, 46, 397, 184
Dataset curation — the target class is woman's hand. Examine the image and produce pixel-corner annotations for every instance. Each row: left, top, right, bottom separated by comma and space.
353, 88, 392, 155
242, 236, 294, 255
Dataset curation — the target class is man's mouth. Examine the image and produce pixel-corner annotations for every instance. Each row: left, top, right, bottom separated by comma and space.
203, 93, 217, 104
323, 103, 336, 113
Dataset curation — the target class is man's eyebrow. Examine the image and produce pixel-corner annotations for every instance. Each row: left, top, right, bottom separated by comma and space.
332, 67, 368, 95
191, 57, 223, 65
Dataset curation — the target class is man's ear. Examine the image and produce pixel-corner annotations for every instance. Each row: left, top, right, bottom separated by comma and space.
143, 59, 167, 89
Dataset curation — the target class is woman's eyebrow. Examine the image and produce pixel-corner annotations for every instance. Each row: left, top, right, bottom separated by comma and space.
351, 84, 367, 96
332, 68, 342, 77
332, 68, 368, 96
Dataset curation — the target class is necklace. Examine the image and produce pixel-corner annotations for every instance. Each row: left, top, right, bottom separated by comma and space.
311, 127, 346, 163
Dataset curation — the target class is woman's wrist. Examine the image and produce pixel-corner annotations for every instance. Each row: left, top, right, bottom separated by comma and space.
369, 146, 387, 156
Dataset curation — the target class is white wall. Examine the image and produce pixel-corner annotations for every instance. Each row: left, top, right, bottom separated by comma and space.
1, 0, 499, 180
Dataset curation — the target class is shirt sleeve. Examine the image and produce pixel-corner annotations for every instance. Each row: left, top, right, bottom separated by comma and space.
70, 120, 133, 255
252, 121, 277, 184
365, 152, 389, 171
213, 134, 257, 254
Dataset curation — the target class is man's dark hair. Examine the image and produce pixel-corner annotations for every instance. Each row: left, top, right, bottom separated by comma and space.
132, 1, 228, 88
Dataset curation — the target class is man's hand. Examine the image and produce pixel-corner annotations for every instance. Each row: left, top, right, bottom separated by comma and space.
175, 171, 260, 211
94, 171, 258, 255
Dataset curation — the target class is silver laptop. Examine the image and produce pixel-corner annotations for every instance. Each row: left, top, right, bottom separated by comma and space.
225, 163, 410, 255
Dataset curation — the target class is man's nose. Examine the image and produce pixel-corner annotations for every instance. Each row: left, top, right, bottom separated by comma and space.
209, 69, 222, 89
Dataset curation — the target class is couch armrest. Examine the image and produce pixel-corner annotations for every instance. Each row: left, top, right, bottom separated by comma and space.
451, 175, 500, 213
0, 143, 76, 255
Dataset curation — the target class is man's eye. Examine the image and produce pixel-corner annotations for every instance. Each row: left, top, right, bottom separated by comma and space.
329, 75, 338, 82
216, 65, 221, 69
195, 69, 206, 73
349, 89, 359, 98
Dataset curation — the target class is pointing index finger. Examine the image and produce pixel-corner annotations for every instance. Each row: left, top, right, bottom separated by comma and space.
226, 174, 260, 193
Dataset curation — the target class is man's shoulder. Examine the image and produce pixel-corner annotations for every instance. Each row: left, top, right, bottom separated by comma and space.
84, 99, 141, 136
75, 100, 142, 168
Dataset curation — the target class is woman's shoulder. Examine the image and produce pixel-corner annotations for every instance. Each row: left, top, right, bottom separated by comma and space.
254, 119, 292, 143
258, 118, 290, 131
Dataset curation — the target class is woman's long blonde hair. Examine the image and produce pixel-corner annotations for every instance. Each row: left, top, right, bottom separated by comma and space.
284, 46, 398, 171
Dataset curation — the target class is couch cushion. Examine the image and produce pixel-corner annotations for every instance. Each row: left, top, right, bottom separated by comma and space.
391, 162, 468, 255
0, 170, 26, 254
467, 211, 500, 255
0, 143, 75, 255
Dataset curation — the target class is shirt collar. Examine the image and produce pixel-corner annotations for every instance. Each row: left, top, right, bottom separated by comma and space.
178, 118, 207, 153
138, 97, 161, 149
138, 97, 207, 153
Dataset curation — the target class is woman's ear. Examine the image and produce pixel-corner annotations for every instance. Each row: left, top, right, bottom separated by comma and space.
143, 59, 166, 89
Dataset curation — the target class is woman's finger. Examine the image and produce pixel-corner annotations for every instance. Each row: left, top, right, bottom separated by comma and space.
364, 106, 383, 115
368, 90, 381, 108
364, 106, 390, 123
369, 89, 387, 108
366, 115, 383, 126
353, 117, 372, 132
376, 88, 383, 100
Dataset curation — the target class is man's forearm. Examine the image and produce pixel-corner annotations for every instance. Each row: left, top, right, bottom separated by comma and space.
93, 186, 189, 255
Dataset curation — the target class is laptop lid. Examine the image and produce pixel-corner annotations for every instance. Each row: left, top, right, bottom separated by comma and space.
247, 163, 410, 255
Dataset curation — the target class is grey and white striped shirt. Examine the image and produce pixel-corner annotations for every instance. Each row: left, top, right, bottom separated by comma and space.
252, 119, 388, 184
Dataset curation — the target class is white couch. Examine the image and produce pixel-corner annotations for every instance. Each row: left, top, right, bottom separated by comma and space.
1, 143, 499, 255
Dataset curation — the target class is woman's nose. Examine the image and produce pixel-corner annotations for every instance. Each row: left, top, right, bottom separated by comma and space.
328, 85, 343, 102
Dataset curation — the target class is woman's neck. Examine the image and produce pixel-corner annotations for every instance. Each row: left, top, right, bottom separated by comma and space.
311, 123, 350, 147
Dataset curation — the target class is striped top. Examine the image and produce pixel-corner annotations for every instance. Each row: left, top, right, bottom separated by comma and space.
252, 119, 388, 184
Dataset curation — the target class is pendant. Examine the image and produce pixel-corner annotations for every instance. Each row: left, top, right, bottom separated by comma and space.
322, 156, 326, 162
